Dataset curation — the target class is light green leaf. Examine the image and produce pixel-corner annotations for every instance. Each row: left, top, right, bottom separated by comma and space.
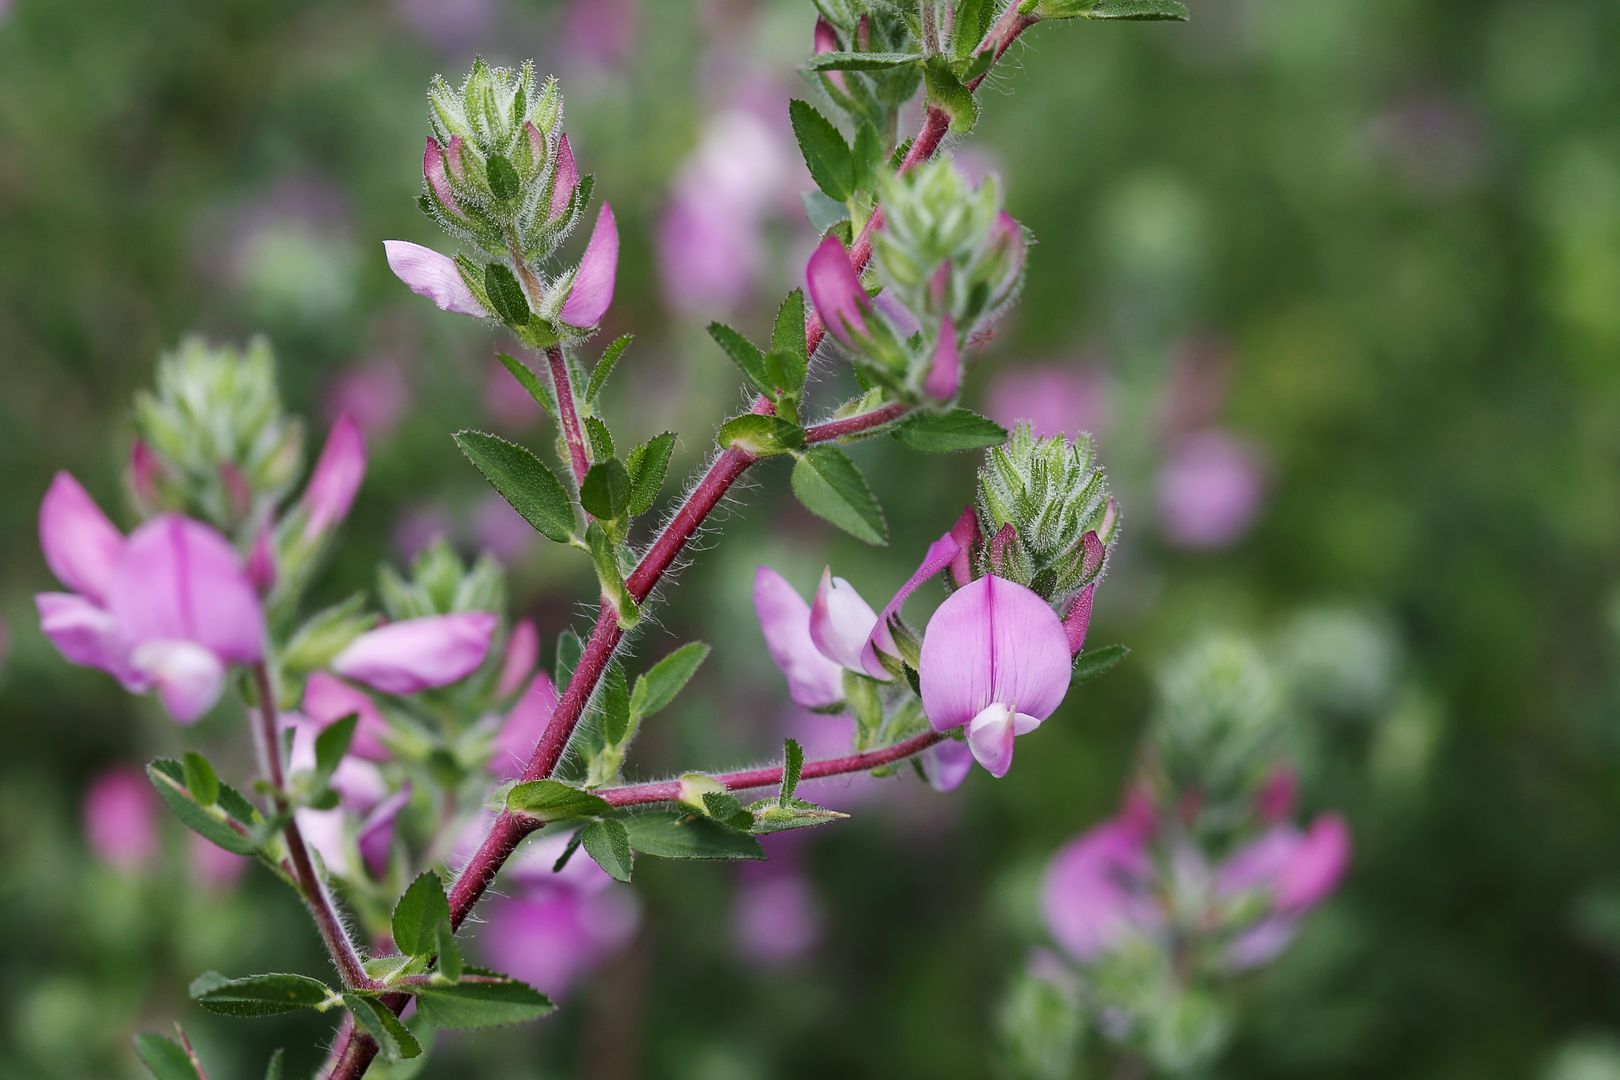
621, 810, 766, 861
586, 335, 633, 403
584, 416, 615, 461
189, 972, 334, 1017
625, 432, 676, 517
454, 430, 576, 543
580, 458, 631, 520
952, 0, 996, 57
599, 663, 631, 746
554, 628, 582, 689
580, 819, 633, 882
717, 414, 805, 457
506, 779, 613, 822
892, 409, 1008, 452
802, 190, 850, 234
631, 642, 710, 720
790, 446, 888, 545
496, 352, 557, 419
808, 50, 922, 72
779, 738, 805, 806
412, 970, 555, 1030
788, 99, 854, 201
771, 289, 810, 390
312, 715, 357, 784
181, 752, 219, 808
1085, 0, 1188, 19
436, 919, 463, 983
392, 871, 451, 958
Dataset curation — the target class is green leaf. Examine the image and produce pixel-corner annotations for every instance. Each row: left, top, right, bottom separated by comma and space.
788, 99, 854, 201
555, 628, 583, 688
923, 56, 979, 134
630, 642, 710, 720
483, 263, 531, 327
580, 458, 631, 519
506, 779, 613, 822
412, 970, 555, 1030
147, 760, 258, 856
747, 797, 850, 834
312, 715, 358, 784
436, 919, 464, 983
625, 432, 676, 517
454, 430, 575, 543
580, 819, 633, 882
802, 190, 851, 234
586, 334, 633, 403
181, 752, 219, 808
599, 662, 631, 746
586, 522, 638, 628
621, 810, 766, 861
134, 1034, 201, 1080
701, 791, 755, 831
189, 972, 334, 1017
780, 738, 805, 806
344, 994, 422, 1062
264, 1048, 284, 1080
717, 414, 805, 457
808, 50, 922, 72
496, 352, 557, 420
584, 416, 615, 461
771, 289, 810, 389
1084, 0, 1188, 19
790, 446, 888, 545
1073, 643, 1130, 685
892, 409, 1008, 452
852, 121, 884, 193
392, 871, 451, 958
707, 321, 772, 394
952, 0, 996, 56
485, 153, 520, 200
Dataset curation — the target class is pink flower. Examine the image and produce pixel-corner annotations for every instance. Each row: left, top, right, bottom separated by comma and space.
806, 234, 873, 347
548, 134, 579, 222
324, 361, 410, 441
809, 569, 885, 676
37, 475, 265, 724
82, 767, 159, 874
286, 713, 397, 881
303, 671, 393, 761
1041, 813, 1159, 962
190, 832, 250, 891
382, 240, 487, 317
752, 567, 847, 710
489, 671, 559, 779
331, 612, 497, 696
1217, 814, 1351, 970
733, 855, 823, 967
495, 618, 540, 700
1156, 429, 1266, 550
918, 575, 1072, 778
987, 365, 1114, 442
423, 136, 462, 215
558, 203, 618, 328
302, 414, 366, 539
923, 314, 960, 400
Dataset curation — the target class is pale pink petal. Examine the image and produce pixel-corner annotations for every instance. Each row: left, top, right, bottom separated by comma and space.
805, 234, 869, 347
860, 531, 960, 677
82, 767, 159, 873
967, 703, 1016, 778
303, 414, 367, 539
496, 619, 541, 700
1276, 814, 1351, 912
1041, 817, 1159, 962
36, 593, 128, 678
809, 569, 881, 675
559, 202, 618, 327
753, 567, 844, 709
918, 575, 1071, 732
107, 515, 265, 664
40, 471, 124, 603
359, 785, 412, 880
332, 612, 498, 695
549, 133, 578, 221
813, 16, 847, 92
919, 739, 973, 792
1224, 915, 1300, 972
383, 240, 487, 318
490, 671, 559, 778
129, 639, 227, 724
923, 315, 960, 400
304, 672, 392, 761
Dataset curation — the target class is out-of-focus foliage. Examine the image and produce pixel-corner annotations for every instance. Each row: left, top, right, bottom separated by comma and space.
3, 0, 1620, 1077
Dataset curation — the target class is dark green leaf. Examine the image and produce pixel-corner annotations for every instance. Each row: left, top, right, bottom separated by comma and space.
485, 153, 520, 200
453, 431, 575, 543
264, 1048, 284, 1080
181, 752, 219, 808
599, 663, 631, 745
923, 56, 978, 134
701, 791, 755, 830
580, 458, 631, 519
506, 779, 613, 822
621, 810, 766, 861
808, 50, 922, 72
790, 446, 888, 544
852, 121, 884, 193
748, 796, 850, 834
580, 819, 633, 882
771, 289, 810, 387
496, 352, 557, 420
1073, 643, 1130, 685
483, 263, 531, 327
134, 1034, 201, 1080
780, 738, 805, 806
631, 642, 710, 720
892, 409, 1008, 452
584, 416, 615, 461
707, 322, 772, 394
788, 99, 854, 201
344, 994, 422, 1062
189, 971, 333, 1017
392, 871, 451, 958
586, 335, 633, 403
147, 760, 258, 856
312, 715, 358, 783
717, 414, 804, 457
412, 970, 555, 1030
625, 432, 676, 517
436, 920, 464, 983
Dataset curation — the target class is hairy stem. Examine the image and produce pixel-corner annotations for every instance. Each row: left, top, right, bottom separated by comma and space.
546, 344, 591, 485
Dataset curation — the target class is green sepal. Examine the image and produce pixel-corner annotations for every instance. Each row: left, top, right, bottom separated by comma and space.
483, 263, 532, 327
923, 56, 979, 134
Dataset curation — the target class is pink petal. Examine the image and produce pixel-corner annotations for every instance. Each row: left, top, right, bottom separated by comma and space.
496, 618, 540, 700
129, 639, 227, 724
383, 240, 487, 317
923, 314, 960, 400
918, 575, 1071, 732
332, 612, 498, 695
805, 234, 869, 347
809, 569, 880, 674
359, 784, 412, 880
947, 505, 980, 589
753, 567, 844, 709
549, 133, 578, 221
446, 134, 467, 181
1256, 767, 1298, 824
1041, 817, 1159, 962
129, 440, 161, 505
107, 516, 265, 664
966, 702, 1017, 778
40, 471, 124, 603
860, 530, 960, 678
559, 202, 618, 327
1224, 915, 1300, 972
814, 16, 849, 94
304, 672, 393, 761
1062, 583, 1095, 656
1276, 814, 1351, 912
423, 136, 462, 214
1218, 826, 1297, 897
302, 414, 367, 539
36, 592, 128, 678
919, 739, 974, 792
490, 671, 559, 778
990, 211, 1027, 290
82, 767, 159, 873
246, 526, 276, 595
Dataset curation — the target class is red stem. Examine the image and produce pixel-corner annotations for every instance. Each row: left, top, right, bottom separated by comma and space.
546, 344, 591, 485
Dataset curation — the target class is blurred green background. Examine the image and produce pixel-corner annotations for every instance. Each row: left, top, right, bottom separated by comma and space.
4, 0, 1620, 1076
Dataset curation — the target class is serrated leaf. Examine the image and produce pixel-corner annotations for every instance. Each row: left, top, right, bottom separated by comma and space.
134, 1033, 201, 1080
599, 663, 631, 746
625, 432, 676, 517
780, 738, 805, 805
454, 430, 575, 543
717, 414, 804, 457
485, 153, 520, 200
790, 446, 887, 544
189, 972, 334, 1017
483, 263, 531, 327
771, 289, 810, 384
707, 321, 772, 394
181, 752, 219, 808
747, 797, 850, 834
1073, 643, 1129, 685
923, 56, 978, 134
586, 334, 633, 403
344, 994, 422, 1062
392, 871, 451, 958
892, 409, 1008, 452
584, 416, 615, 461
808, 50, 922, 72
580, 819, 633, 882
312, 715, 357, 784
497, 352, 557, 420
412, 969, 555, 1030
788, 99, 854, 201
630, 642, 710, 721
580, 458, 631, 519
621, 810, 766, 861
1085, 0, 1188, 19
506, 779, 613, 822
147, 760, 259, 856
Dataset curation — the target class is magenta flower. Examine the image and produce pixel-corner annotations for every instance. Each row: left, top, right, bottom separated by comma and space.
1217, 814, 1351, 970
285, 714, 399, 881
1156, 429, 1266, 550
303, 671, 393, 761
806, 234, 873, 347
82, 767, 160, 874
923, 314, 960, 400
1041, 812, 1159, 962
558, 203, 618, 328
382, 240, 487, 317
495, 618, 540, 700
331, 612, 497, 695
753, 567, 847, 709
918, 574, 1072, 777
987, 364, 1115, 442
37, 475, 265, 724
549, 134, 579, 222
302, 414, 366, 539
423, 136, 462, 215
324, 360, 411, 441
733, 852, 823, 967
